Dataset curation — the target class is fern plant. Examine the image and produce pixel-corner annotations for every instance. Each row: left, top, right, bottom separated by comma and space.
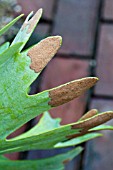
0, 9, 113, 170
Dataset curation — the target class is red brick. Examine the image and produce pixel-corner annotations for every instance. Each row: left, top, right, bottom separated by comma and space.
103, 0, 113, 19
18, 0, 55, 19
84, 99, 113, 170
40, 57, 90, 124
52, 0, 99, 55
95, 25, 113, 96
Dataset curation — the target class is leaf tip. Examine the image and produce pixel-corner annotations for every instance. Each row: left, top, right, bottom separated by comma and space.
49, 77, 98, 107
28, 36, 62, 73
22, 8, 43, 34
79, 109, 98, 121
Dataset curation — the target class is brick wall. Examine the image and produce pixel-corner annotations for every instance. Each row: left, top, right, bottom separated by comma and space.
6, 0, 113, 169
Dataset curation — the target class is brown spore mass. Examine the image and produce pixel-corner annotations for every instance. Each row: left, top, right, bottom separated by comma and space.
79, 109, 98, 121
67, 111, 113, 139
49, 77, 98, 107
28, 36, 62, 73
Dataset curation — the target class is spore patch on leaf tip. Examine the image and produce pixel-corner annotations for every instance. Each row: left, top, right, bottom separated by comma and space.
49, 77, 98, 107
79, 109, 98, 121
67, 111, 113, 139
28, 36, 61, 73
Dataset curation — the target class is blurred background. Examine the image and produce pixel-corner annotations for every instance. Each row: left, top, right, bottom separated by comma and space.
1, 0, 113, 169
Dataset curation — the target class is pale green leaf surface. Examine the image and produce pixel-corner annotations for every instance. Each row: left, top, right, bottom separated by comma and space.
0, 42, 23, 65
0, 30, 63, 150
14, 111, 61, 139
0, 42, 10, 54
0, 46, 52, 139
0, 113, 80, 154
0, 147, 83, 170
54, 133, 102, 148
0, 110, 113, 154
89, 124, 113, 131
0, 14, 23, 37
0, 125, 81, 154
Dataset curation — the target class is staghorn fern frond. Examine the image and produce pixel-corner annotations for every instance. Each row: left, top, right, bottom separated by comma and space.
0, 9, 113, 170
